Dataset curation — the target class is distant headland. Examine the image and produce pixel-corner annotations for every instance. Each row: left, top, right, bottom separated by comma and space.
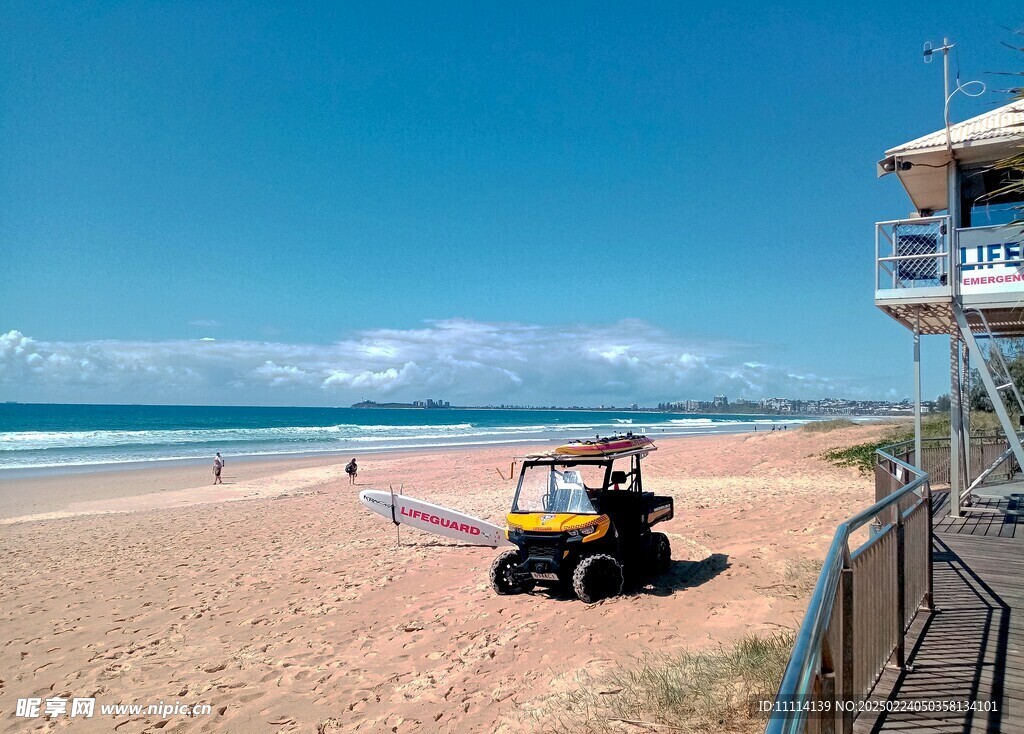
350, 399, 451, 409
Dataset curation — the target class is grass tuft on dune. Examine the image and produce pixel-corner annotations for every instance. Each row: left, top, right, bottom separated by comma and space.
533, 631, 795, 733
801, 418, 859, 433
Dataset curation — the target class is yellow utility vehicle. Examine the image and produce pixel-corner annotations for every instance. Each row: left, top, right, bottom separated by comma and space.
489, 438, 673, 603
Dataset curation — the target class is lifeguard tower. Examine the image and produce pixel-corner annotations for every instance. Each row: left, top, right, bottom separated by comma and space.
876, 96, 1024, 517
765, 70, 1024, 734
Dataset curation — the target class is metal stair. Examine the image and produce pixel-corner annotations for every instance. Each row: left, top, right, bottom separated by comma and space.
954, 305, 1024, 501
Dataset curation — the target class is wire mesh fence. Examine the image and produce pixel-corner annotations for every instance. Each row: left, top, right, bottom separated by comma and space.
876, 216, 950, 290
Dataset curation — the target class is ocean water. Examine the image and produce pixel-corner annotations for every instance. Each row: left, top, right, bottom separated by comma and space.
0, 404, 809, 471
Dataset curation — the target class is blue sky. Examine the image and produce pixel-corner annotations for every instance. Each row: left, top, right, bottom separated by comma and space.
1, 2, 1021, 407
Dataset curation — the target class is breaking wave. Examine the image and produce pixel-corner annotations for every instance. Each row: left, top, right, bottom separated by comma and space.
0, 409, 808, 470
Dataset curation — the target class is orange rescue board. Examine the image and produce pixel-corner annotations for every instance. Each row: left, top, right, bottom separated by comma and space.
554, 434, 655, 456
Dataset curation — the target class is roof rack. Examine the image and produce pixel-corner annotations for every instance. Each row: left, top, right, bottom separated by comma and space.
516, 446, 657, 461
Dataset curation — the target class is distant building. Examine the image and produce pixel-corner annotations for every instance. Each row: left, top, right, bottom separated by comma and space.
712, 395, 728, 408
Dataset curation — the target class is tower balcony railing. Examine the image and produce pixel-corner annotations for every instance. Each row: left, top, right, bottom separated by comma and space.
875, 215, 951, 297
876, 216, 1024, 310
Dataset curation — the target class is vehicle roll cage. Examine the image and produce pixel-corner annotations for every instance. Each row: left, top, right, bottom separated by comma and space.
514, 451, 647, 496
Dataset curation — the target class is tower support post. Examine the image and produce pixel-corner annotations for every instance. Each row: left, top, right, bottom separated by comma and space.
950, 331, 962, 518
962, 342, 971, 484
914, 312, 922, 467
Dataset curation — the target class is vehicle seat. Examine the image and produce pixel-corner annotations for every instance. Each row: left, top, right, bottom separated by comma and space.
600, 490, 642, 530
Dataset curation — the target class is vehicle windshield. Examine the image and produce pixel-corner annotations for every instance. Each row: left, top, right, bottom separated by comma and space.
512, 463, 605, 514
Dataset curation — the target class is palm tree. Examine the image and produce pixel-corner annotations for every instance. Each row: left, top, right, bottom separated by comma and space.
979, 29, 1024, 218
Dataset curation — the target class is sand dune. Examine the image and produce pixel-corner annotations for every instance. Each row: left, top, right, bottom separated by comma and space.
0, 426, 886, 732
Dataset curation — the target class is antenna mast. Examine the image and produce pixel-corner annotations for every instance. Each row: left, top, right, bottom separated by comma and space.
922, 37, 954, 110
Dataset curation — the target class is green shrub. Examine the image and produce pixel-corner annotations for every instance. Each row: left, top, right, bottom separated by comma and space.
822, 439, 894, 474
817, 412, 999, 474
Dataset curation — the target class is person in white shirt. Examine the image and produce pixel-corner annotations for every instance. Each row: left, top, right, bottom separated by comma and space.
213, 452, 225, 484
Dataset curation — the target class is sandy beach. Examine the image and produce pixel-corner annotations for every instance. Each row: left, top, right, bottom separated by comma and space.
0, 424, 889, 733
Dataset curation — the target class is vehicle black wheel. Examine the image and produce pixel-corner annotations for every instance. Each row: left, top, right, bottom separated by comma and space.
559, 556, 580, 590
572, 554, 624, 603
650, 532, 671, 575
489, 549, 535, 595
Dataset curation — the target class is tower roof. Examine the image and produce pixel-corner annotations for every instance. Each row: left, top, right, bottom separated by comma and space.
886, 99, 1024, 157
879, 99, 1024, 213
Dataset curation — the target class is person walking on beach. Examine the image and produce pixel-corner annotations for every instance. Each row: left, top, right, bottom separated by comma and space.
345, 458, 358, 485
213, 452, 225, 485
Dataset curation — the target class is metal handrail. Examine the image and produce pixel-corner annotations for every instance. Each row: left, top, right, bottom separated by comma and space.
884, 434, 1024, 451
878, 252, 951, 262
875, 215, 950, 227
764, 449, 931, 734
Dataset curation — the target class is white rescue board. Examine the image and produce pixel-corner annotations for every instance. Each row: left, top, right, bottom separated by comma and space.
359, 489, 513, 547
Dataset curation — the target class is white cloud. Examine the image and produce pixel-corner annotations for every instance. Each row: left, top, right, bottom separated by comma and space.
0, 321, 867, 405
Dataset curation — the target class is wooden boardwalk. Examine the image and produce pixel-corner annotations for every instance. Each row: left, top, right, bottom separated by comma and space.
855, 488, 1023, 733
